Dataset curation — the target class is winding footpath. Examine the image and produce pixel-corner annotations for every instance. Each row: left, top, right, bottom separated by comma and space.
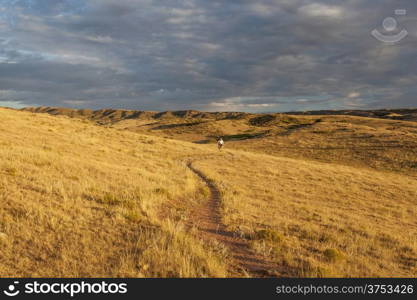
187, 161, 280, 277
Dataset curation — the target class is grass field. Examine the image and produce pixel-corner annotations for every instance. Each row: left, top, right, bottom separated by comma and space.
194, 153, 416, 277
0, 108, 227, 277
1, 107, 416, 277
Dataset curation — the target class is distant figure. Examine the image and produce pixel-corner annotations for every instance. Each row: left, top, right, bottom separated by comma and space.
217, 137, 224, 151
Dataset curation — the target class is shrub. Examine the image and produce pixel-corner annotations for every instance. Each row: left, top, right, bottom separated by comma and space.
255, 229, 283, 243
323, 248, 344, 263
124, 210, 142, 222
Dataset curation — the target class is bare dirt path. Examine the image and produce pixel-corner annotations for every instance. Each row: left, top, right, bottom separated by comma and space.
187, 161, 281, 277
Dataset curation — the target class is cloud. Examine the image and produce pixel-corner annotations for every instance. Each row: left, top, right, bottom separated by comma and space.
347, 92, 360, 98
298, 3, 344, 18
207, 96, 279, 112
0, 0, 416, 111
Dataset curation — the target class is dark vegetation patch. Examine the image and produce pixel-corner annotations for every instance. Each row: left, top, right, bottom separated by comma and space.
151, 121, 206, 130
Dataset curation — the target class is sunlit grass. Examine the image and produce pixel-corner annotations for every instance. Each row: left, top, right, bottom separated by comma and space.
194, 151, 417, 277
1, 107, 416, 277
0, 108, 227, 277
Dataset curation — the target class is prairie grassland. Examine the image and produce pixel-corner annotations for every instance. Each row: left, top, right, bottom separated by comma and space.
226, 116, 417, 176
193, 152, 417, 277
1, 107, 416, 277
111, 113, 417, 176
25, 107, 417, 175
0, 108, 227, 277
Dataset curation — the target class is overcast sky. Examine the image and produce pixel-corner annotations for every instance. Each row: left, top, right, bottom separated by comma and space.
0, 0, 416, 112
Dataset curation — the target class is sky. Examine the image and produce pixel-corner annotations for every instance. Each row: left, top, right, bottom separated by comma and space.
0, 0, 417, 112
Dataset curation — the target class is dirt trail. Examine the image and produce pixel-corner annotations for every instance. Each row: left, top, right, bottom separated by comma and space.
187, 161, 281, 277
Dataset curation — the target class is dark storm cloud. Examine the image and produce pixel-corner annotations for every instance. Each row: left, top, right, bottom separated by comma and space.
0, 0, 416, 111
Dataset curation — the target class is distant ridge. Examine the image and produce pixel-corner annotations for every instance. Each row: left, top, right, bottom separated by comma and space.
20, 106, 250, 124
20, 106, 417, 123
288, 108, 417, 122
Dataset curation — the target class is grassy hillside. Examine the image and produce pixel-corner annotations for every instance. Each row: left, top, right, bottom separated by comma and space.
0, 108, 227, 277
289, 108, 417, 122
21, 106, 417, 122
1, 107, 416, 277
194, 153, 417, 277
93, 111, 417, 176
21, 107, 417, 176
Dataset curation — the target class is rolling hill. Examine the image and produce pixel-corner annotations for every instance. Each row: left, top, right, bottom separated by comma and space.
0, 107, 416, 277
22, 106, 417, 175
21, 106, 417, 122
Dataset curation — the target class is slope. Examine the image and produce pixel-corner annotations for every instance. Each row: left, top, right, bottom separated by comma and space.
0, 108, 228, 277
1, 108, 416, 277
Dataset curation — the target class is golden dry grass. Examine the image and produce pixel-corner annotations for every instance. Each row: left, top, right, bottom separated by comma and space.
227, 116, 417, 175
1, 107, 416, 277
108, 113, 417, 176
193, 151, 417, 277
0, 108, 227, 277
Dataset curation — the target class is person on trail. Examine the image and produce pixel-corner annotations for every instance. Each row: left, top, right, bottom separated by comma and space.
217, 137, 224, 151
